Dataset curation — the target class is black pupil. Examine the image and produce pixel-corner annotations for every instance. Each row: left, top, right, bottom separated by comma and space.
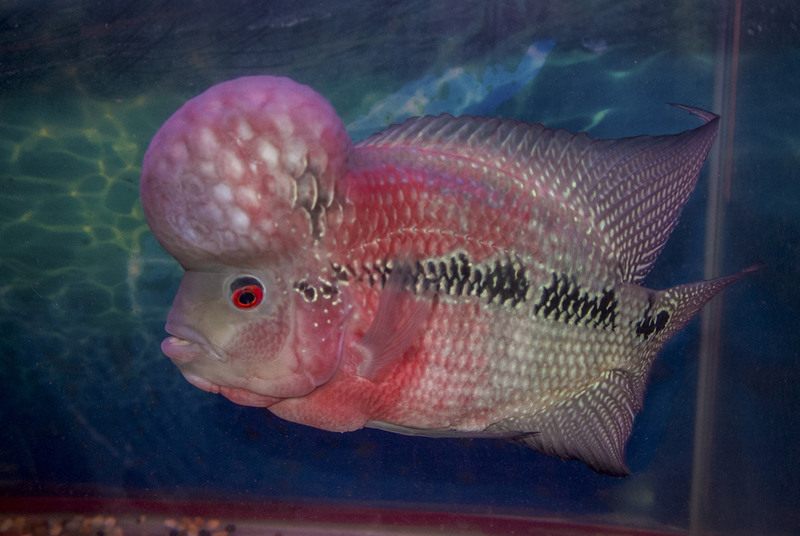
230, 276, 263, 307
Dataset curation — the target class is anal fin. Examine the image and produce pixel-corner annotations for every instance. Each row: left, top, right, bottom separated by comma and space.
355, 262, 434, 382
492, 369, 640, 475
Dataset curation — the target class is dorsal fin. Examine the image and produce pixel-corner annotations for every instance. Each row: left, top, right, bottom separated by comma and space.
359, 107, 719, 283
584, 106, 719, 282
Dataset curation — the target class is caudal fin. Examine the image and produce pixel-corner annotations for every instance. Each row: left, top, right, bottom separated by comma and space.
648, 265, 761, 346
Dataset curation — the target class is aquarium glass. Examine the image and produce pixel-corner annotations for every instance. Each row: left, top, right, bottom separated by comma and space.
0, 1, 797, 535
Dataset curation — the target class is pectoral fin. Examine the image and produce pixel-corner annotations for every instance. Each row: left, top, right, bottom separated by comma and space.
355, 262, 434, 382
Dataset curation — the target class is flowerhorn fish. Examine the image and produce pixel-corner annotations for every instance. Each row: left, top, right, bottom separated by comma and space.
140, 76, 748, 475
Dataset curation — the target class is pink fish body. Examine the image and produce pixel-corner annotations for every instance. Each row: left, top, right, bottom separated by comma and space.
141, 76, 745, 474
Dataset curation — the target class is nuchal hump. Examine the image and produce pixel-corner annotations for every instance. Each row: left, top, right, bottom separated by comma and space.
140, 76, 351, 268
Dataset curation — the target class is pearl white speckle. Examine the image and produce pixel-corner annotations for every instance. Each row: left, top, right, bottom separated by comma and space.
283, 139, 307, 177
257, 139, 279, 170
213, 183, 233, 203
219, 150, 244, 181
198, 160, 215, 179
273, 113, 295, 138
250, 230, 264, 244
230, 208, 251, 232
237, 120, 254, 141
196, 127, 219, 155
310, 147, 328, 176
203, 203, 224, 224
181, 224, 198, 243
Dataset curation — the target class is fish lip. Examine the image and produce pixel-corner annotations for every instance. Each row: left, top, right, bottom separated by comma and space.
163, 323, 227, 362
161, 336, 204, 364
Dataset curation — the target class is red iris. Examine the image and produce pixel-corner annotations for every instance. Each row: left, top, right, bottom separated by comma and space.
231, 284, 264, 309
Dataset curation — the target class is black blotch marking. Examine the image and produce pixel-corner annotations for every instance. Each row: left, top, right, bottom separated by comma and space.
340, 258, 622, 333
534, 272, 617, 330
357, 253, 530, 308
293, 277, 340, 303
635, 294, 670, 340
293, 280, 317, 302
332, 262, 350, 282
655, 311, 669, 331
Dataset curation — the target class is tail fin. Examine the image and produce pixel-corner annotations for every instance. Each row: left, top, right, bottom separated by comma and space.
648, 265, 760, 346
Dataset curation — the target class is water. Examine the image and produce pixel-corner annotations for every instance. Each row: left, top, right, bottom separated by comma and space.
1, 1, 798, 534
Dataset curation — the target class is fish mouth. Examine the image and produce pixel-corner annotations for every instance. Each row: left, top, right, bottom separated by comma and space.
161, 325, 281, 408
162, 324, 226, 363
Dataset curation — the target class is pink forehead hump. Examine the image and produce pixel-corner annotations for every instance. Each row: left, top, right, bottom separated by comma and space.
140, 76, 350, 268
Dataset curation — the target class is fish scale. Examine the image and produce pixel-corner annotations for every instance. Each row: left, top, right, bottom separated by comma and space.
141, 76, 751, 475
337, 160, 603, 290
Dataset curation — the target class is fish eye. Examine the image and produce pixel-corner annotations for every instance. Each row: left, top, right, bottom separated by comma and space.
230, 276, 265, 310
